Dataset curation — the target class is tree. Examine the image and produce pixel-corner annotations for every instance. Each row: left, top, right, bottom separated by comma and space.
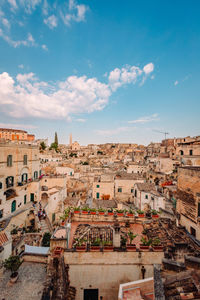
3, 255, 21, 277
40, 142, 46, 151
42, 232, 51, 247
54, 132, 58, 146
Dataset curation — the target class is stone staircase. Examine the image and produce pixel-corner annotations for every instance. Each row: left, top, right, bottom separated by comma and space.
40, 219, 49, 233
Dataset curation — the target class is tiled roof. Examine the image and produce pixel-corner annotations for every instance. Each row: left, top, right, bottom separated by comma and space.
0, 232, 9, 246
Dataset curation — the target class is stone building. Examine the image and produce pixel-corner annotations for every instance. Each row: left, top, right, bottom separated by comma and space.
176, 166, 200, 240
0, 128, 35, 142
0, 140, 41, 219
134, 182, 165, 211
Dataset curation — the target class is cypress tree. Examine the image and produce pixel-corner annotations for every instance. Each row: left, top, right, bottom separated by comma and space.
54, 132, 58, 146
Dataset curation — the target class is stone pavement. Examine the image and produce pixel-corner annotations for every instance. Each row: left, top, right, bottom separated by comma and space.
0, 262, 46, 300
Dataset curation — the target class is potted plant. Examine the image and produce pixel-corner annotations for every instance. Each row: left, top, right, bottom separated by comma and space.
127, 231, 137, 251
3, 255, 21, 283
121, 236, 127, 250
116, 209, 124, 216
74, 207, 80, 214
107, 208, 114, 216
75, 238, 87, 252
103, 240, 113, 251
140, 237, 152, 251
98, 208, 106, 215
89, 208, 96, 215
127, 209, 134, 217
152, 238, 163, 251
151, 210, 159, 218
82, 207, 89, 214
90, 238, 101, 251
137, 210, 145, 218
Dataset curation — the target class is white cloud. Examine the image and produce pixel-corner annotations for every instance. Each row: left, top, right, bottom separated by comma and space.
143, 63, 154, 74
0, 123, 37, 129
95, 126, 135, 137
19, 0, 42, 14
2, 18, 10, 29
174, 80, 179, 86
76, 118, 86, 123
7, 0, 18, 9
42, 0, 48, 15
0, 71, 111, 119
42, 44, 48, 51
18, 64, 24, 69
108, 63, 154, 91
128, 114, 159, 124
0, 63, 154, 120
61, 0, 88, 26
44, 15, 57, 29
0, 29, 36, 48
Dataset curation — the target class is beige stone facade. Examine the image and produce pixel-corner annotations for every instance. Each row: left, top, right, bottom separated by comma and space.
0, 141, 40, 219
176, 166, 200, 240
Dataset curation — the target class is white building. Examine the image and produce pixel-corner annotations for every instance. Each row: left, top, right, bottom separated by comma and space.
134, 182, 165, 211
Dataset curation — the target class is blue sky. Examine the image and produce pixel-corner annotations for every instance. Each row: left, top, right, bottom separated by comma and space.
0, 0, 199, 145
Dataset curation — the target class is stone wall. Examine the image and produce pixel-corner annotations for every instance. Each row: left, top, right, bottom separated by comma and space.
64, 251, 164, 300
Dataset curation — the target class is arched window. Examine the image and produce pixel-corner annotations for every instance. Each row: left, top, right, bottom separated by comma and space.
189, 149, 193, 156
11, 200, 16, 213
180, 150, 184, 156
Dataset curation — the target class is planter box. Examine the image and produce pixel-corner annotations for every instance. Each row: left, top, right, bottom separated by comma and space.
108, 212, 114, 216
76, 245, 86, 252
98, 212, 105, 215
140, 244, 149, 251
117, 213, 124, 216
153, 246, 163, 251
127, 244, 136, 251
90, 212, 96, 215
74, 211, 80, 214
138, 214, 145, 218
103, 246, 113, 252
90, 246, 100, 251
10, 272, 19, 283
152, 215, 159, 218
127, 213, 134, 217
82, 211, 88, 214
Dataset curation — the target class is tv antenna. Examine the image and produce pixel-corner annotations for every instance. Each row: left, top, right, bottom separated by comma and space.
153, 130, 169, 140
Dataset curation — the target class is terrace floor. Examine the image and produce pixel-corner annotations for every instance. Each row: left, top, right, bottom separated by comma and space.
0, 262, 46, 300
69, 221, 143, 249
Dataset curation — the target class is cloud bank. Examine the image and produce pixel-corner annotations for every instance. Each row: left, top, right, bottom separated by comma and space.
0, 63, 154, 120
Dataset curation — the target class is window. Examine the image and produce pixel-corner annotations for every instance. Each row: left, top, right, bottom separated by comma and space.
96, 185, 100, 188
24, 195, 27, 204
21, 173, 28, 182
11, 200, 16, 213
6, 176, 14, 188
198, 202, 200, 217
39, 170, 42, 177
190, 227, 196, 237
34, 171, 38, 179
180, 150, 184, 156
7, 155, 12, 167
52, 213, 55, 223
145, 194, 148, 199
30, 193, 34, 202
23, 155, 27, 165
0, 209, 3, 219
151, 196, 154, 201
0, 182, 2, 189
131, 189, 134, 193
135, 190, 137, 197
189, 150, 193, 156
118, 188, 122, 193
96, 192, 100, 199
